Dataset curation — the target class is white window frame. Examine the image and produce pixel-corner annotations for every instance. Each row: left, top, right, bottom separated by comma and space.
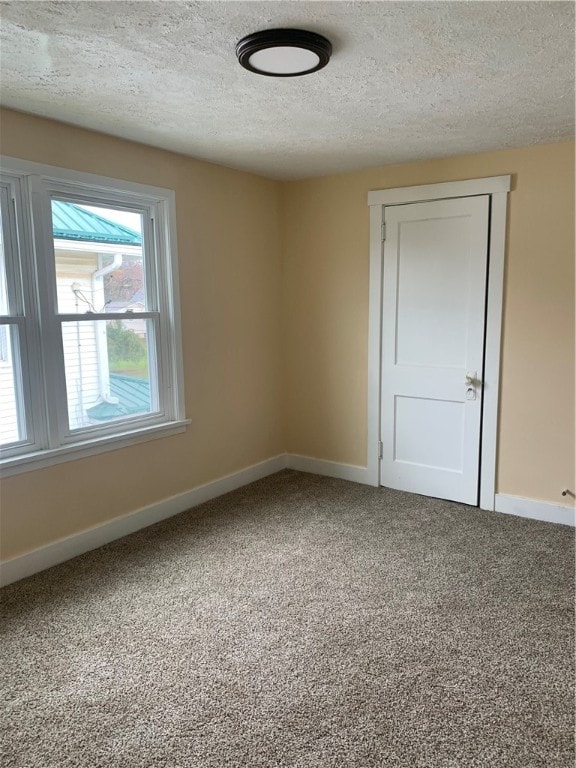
0, 157, 188, 477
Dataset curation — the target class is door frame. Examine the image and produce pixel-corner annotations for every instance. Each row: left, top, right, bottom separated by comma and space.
367, 175, 510, 510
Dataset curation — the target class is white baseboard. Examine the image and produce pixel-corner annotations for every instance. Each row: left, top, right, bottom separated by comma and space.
0, 454, 287, 587
285, 454, 370, 484
7, 458, 566, 587
495, 493, 575, 527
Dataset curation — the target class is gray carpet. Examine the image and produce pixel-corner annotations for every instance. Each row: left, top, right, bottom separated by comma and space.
1, 470, 574, 768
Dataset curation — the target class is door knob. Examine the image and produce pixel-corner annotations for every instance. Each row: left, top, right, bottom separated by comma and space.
465, 372, 478, 386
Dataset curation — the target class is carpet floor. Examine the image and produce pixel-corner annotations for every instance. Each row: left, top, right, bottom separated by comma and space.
1, 470, 574, 767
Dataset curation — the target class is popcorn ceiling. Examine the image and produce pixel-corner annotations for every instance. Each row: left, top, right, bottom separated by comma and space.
1, 1, 574, 179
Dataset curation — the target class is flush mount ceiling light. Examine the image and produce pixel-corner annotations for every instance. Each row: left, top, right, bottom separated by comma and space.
236, 29, 332, 77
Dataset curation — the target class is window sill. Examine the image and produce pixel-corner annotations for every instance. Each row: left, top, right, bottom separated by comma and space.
0, 420, 191, 477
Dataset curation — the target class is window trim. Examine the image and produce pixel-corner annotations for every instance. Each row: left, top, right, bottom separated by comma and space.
0, 420, 190, 477
0, 157, 188, 475
0, 173, 44, 457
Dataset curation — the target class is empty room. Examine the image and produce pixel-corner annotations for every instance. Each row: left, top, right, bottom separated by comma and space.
0, 2, 574, 766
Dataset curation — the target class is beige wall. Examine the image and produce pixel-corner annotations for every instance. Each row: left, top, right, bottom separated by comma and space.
282, 141, 575, 506
0, 109, 284, 559
1, 109, 574, 561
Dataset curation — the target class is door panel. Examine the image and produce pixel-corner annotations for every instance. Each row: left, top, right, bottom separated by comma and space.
380, 195, 490, 504
394, 396, 464, 471
395, 216, 473, 368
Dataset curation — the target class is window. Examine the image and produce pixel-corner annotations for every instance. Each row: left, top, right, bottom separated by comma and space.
0, 158, 187, 475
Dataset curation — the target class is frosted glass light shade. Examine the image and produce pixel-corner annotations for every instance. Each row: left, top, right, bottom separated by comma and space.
248, 46, 321, 75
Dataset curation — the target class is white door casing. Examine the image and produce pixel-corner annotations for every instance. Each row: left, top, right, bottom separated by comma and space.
367, 176, 510, 510
380, 196, 489, 505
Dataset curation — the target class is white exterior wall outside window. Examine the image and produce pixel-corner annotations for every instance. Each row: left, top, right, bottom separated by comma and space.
0, 158, 187, 476
55, 246, 102, 431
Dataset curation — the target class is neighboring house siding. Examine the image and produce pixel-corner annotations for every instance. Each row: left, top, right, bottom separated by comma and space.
61, 316, 100, 429
56, 250, 101, 430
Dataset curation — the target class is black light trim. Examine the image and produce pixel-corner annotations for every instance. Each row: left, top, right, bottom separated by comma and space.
236, 28, 332, 77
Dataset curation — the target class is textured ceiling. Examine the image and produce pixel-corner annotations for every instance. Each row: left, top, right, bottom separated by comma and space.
1, 1, 574, 179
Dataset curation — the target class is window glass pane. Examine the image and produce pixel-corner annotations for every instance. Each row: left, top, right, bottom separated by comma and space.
61, 318, 157, 430
0, 204, 11, 315
51, 201, 148, 314
0, 325, 26, 446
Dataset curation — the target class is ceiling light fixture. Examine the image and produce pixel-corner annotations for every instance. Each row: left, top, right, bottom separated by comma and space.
236, 29, 332, 77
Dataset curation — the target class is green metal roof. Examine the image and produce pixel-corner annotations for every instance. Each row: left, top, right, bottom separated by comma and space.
52, 201, 142, 246
86, 373, 150, 422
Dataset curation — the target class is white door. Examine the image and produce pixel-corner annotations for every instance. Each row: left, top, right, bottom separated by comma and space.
380, 195, 490, 505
